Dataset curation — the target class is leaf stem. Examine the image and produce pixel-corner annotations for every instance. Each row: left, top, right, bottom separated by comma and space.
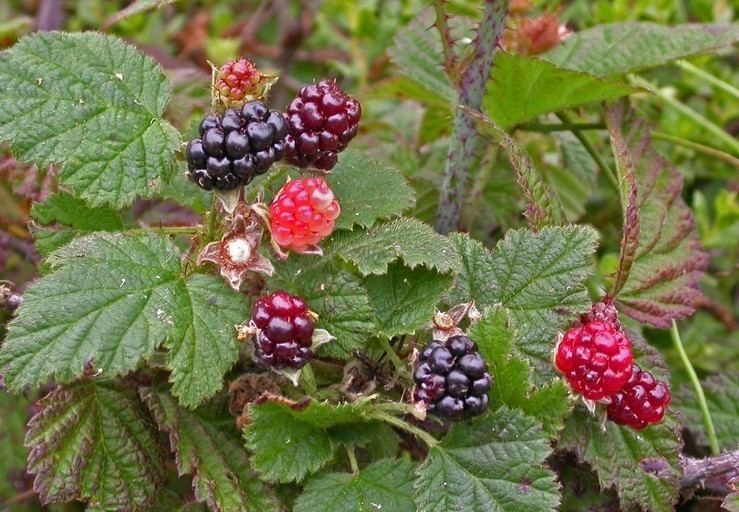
517, 122, 606, 133
670, 320, 720, 456
346, 445, 359, 474
207, 195, 219, 240
376, 337, 412, 383
651, 131, 739, 168
370, 410, 439, 447
630, 75, 739, 154
556, 112, 619, 193
675, 60, 739, 101
128, 225, 202, 235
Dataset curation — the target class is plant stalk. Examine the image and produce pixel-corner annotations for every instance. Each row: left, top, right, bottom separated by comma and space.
436, 0, 510, 234
630, 75, 739, 154
371, 410, 439, 447
651, 131, 739, 168
518, 122, 606, 133
671, 320, 720, 456
675, 60, 739, 100
556, 112, 619, 193
346, 445, 359, 474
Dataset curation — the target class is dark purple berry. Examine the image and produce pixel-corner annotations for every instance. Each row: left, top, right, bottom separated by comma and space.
221, 109, 244, 132
186, 139, 207, 170
446, 370, 469, 398
242, 100, 268, 122
284, 80, 361, 170
251, 291, 315, 370
428, 347, 454, 373
199, 114, 220, 136
458, 353, 486, 379
448, 335, 475, 357
225, 131, 250, 159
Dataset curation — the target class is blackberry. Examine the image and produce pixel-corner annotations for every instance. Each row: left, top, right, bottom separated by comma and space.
186, 101, 289, 191
413, 335, 492, 419
607, 364, 670, 430
284, 80, 361, 170
251, 291, 315, 369
554, 320, 633, 401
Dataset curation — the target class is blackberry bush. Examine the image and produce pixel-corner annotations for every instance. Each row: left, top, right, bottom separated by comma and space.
0, 4, 728, 512
186, 101, 288, 190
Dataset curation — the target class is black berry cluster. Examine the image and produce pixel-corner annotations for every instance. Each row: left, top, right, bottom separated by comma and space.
285, 80, 361, 170
251, 291, 314, 369
186, 100, 289, 191
413, 335, 492, 419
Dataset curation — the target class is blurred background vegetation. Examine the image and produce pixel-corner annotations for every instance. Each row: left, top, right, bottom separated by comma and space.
0, 0, 737, 509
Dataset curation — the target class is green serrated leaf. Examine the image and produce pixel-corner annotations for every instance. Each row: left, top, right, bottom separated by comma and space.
270, 258, 376, 359
674, 371, 739, 451
0, 233, 247, 408
550, 453, 619, 512
364, 263, 452, 338
141, 388, 278, 512
166, 274, 249, 408
0, 390, 31, 503
329, 150, 415, 231
294, 458, 417, 512
414, 408, 560, 512
606, 101, 708, 328
0, 32, 181, 208
244, 398, 375, 483
483, 53, 636, 129
468, 308, 571, 437
560, 408, 682, 512
327, 217, 461, 276
25, 382, 166, 510
544, 22, 739, 77
449, 226, 598, 374
31, 191, 124, 255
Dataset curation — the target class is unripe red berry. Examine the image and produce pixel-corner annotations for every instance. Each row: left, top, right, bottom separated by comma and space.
554, 321, 633, 400
215, 59, 262, 104
269, 177, 340, 252
607, 364, 670, 430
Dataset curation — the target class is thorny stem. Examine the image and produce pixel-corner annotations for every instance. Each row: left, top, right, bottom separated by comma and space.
556, 112, 619, 193
630, 74, 739, 154
681, 449, 739, 488
651, 131, 739, 168
433, 0, 457, 81
370, 410, 439, 447
436, 0, 510, 234
671, 320, 720, 456
346, 445, 359, 474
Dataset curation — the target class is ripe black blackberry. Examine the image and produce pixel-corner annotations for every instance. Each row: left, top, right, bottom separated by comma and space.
251, 291, 315, 369
284, 80, 361, 171
186, 100, 289, 191
413, 335, 492, 419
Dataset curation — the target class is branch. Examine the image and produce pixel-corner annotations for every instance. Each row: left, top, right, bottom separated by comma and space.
681, 450, 739, 490
435, 0, 510, 234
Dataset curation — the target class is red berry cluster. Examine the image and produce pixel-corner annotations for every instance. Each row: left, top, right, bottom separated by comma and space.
269, 177, 340, 252
555, 321, 633, 401
251, 291, 315, 369
607, 364, 671, 430
284, 80, 361, 170
555, 302, 671, 430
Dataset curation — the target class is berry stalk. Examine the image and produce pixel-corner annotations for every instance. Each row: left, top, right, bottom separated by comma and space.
435, 0, 510, 234
671, 320, 720, 455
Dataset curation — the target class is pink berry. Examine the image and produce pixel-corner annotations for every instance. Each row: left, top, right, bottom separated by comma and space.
269, 177, 340, 252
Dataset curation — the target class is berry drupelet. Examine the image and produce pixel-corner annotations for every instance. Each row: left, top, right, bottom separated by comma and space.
554, 320, 633, 401
607, 364, 670, 430
251, 291, 315, 369
186, 100, 289, 191
413, 335, 492, 419
284, 80, 361, 170
269, 177, 340, 252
